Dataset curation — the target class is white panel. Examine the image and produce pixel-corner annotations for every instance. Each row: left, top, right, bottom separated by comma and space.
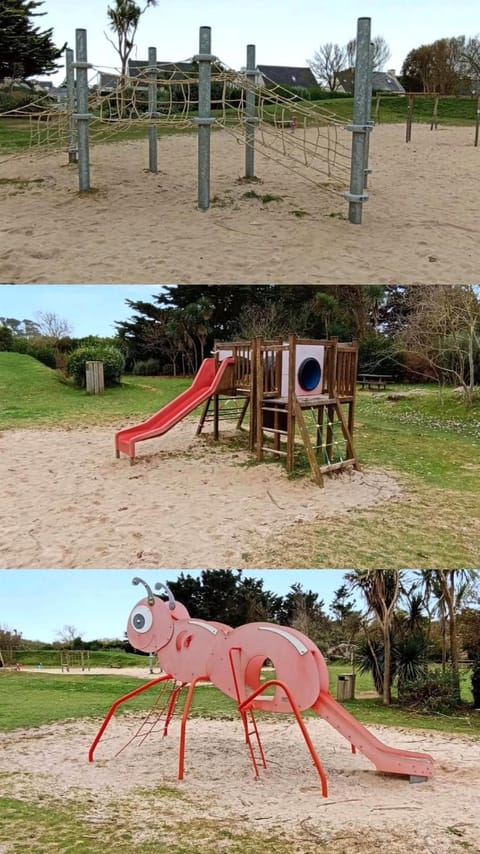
281, 344, 325, 397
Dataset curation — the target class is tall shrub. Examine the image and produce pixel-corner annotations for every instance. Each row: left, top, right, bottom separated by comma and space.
67, 345, 125, 387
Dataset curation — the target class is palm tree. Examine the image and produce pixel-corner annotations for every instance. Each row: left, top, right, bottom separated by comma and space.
106, 0, 158, 116
346, 570, 401, 705
420, 570, 477, 703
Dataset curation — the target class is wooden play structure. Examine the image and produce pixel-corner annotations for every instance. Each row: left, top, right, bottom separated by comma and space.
115, 334, 359, 486
88, 579, 434, 798
198, 334, 359, 485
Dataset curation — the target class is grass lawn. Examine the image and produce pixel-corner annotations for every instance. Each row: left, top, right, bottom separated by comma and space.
0, 95, 478, 153
0, 665, 476, 736
0, 665, 477, 854
0, 353, 191, 428
1, 352, 479, 567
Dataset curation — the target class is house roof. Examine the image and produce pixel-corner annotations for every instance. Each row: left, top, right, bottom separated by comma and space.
98, 72, 120, 90
128, 61, 195, 80
372, 71, 405, 94
337, 68, 405, 94
256, 65, 318, 88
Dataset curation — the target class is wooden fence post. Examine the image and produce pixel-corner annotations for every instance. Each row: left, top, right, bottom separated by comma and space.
86, 361, 104, 394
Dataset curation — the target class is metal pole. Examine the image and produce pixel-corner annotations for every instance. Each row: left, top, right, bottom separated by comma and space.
194, 26, 215, 210
245, 44, 257, 178
73, 29, 91, 192
344, 16, 371, 224
66, 47, 77, 164
148, 46, 158, 173
363, 41, 374, 190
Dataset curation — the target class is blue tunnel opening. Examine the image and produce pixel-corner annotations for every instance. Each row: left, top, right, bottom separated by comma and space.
297, 358, 322, 392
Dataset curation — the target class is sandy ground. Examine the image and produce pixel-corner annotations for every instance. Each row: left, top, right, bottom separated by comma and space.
0, 421, 401, 569
1, 711, 479, 853
0, 124, 478, 285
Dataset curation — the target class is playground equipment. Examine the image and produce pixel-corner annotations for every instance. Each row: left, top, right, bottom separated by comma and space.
88, 579, 434, 797
3, 20, 374, 223
60, 650, 90, 672
115, 333, 359, 486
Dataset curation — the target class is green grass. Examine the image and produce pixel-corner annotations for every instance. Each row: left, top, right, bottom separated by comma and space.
0, 666, 476, 735
0, 353, 190, 429
2, 353, 480, 567
0, 796, 299, 854
1, 94, 478, 153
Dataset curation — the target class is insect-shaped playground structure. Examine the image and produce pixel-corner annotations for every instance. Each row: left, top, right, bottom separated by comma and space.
89, 579, 434, 797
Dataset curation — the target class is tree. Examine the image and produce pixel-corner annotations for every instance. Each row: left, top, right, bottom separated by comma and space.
106, 0, 158, 114
401, 38, 470, 94
0, 0, 65, 79
35, 311, 72, 340
0, 624, 22, 662
399, 285, 480, 404
0, 325, 13, 351
346, 35, 391, 71
0, 317, 40, 337
346, 570, 401, 705
420, 570, 477, 702
459, 35, 480, 86
308, 42, 347, 91
56, 625, 84, 646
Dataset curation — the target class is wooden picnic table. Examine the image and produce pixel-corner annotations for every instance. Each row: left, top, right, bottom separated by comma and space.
357, 373, 394, 390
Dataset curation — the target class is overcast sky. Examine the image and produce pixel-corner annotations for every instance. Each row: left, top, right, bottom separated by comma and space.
39, 0, 479, 86
0, 285, 162, 338
1, 569, 356, 643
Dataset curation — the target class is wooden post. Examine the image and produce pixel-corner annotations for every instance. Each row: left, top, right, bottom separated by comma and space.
236, 398, 250, 430
475, 95, 480, 148
249, 338, 258, 453
335, 401, 359, 470
406, 95, 413, 143
295, 401, 324, 486
85, 361, 104, 394
213, 394, 220, 441
430, 95, 439, 130
255, 338, 264, 461
374, 94, 381, 123
286, 334, 296, 474
196, 397, 211, 435
326, 404, 334, 464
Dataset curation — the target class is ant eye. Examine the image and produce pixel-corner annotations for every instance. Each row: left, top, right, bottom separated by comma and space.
130, 605, 153, 633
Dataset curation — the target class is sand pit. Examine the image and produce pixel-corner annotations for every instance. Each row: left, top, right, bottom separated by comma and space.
0, 421, 402, 569
1, 712, 479, 853
0, 124, 478, 285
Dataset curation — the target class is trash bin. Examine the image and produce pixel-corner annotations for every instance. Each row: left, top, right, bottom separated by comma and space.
337, 673, 356, 701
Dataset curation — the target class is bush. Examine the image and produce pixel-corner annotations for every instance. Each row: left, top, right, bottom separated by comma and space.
26, 343, 57, 369
0, 326, 13, 351
67, 344, 125, 388
471, 660, 480, 708
399, 669, 460, 713
358, 333, 401, 377
132, 358, 161, 376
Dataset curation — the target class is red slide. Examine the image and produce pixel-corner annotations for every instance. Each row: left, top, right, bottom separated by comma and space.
314, 692, 434, 780
115, 357, 234, 462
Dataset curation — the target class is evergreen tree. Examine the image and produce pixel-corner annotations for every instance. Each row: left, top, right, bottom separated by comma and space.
0, 0, 65, 79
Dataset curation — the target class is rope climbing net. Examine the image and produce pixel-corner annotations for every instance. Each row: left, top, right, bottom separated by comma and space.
0, 60, 351, 189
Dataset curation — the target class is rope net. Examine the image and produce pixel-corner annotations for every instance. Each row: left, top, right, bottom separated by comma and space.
0, 60, 351, 189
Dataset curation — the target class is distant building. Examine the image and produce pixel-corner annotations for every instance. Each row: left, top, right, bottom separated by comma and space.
337, 68, 405, 95
255, 65, 318, 89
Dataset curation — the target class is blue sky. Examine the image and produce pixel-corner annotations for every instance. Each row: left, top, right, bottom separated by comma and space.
0, 285, 162, 338
1, 569, 354, 643
40, 0, 479, 86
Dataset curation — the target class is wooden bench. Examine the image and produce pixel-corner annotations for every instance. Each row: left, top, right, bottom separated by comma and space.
358, 373, 393, 390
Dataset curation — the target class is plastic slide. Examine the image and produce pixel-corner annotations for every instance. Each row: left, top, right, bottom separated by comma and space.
115, 357, 234, 461
314, 692, 434, 780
